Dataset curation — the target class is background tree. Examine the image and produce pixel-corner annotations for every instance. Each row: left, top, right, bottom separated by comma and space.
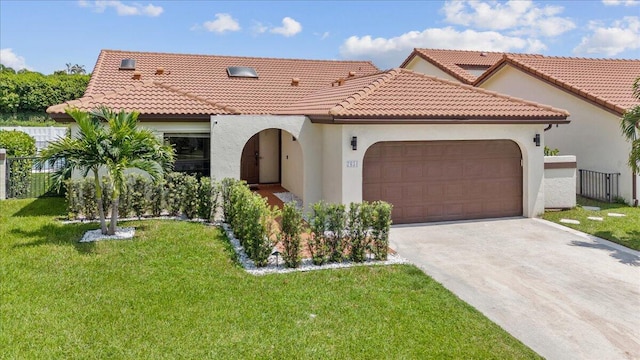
621, 77, 640, 173
39, 107, 175, 235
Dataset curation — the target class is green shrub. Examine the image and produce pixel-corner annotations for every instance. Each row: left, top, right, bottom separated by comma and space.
197, 177, 213, 221
101, 176, 113, 217
327, 203, 347, 263
165, 172, 186, 216
64, 179, 82, 219
182, 174, 199, 219
370, 201, 393, 260
220, 178, 242, 224
279, 202, 303, 268
81, 178, 97, 220
544, 146, 560, 156
130, 174, 150, 219
150, 180, 164, 217
118, 181, 133, 219
348, 202, 372, 263
251, 197, 280, 267
0, 130, 36, 198
308, 201, 329, 265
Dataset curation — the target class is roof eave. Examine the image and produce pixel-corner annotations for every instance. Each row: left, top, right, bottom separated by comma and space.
314, 115, 569, 125
48, 112, 214, 123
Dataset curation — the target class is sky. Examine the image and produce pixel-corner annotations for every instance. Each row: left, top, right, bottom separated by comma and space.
1, 0, 639, 75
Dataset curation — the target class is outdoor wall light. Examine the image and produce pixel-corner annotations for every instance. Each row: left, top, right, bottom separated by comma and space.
533, 133, 541, 147
351, 136, 358, 151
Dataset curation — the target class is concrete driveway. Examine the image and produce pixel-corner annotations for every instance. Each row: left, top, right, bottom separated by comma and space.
390, 217, 640, 360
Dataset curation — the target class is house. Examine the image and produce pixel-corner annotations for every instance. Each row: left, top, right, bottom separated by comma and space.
402, 48, 640, 205
47, 50, 569, 224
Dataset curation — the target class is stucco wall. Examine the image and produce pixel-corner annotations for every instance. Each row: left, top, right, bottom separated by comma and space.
280, 130, 303, 199
403, 57, 460, 82
321, 125, 343, 204
211, 115, 323, 208
331, 123, 546, 217
479, 65, 637, 203
259, 128, 279, 183
544, 155, 577, 209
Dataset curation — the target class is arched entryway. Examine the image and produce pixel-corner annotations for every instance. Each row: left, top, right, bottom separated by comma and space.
240, 128, 304, 202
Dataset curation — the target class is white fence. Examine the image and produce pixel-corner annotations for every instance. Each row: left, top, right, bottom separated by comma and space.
0, 126, 68, 152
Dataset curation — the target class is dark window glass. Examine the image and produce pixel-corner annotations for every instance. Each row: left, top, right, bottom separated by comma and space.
164, 134, 210, 177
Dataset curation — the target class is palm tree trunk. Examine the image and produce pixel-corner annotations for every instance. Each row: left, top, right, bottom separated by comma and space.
93, 171, 108, 234
108, 196, 119, 235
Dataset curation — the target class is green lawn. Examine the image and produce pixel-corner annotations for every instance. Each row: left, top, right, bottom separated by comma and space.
0, 198, 539, 359
543, 197, 640, 250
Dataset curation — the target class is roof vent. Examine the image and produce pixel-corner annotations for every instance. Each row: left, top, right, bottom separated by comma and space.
480, 52, 488, 57
227, 66, 258, 78
132, 71, 141, 80
120, 59, 136, 70
155, 67, 165, 75
291, 78, 300, 86
348, 71, 356, 77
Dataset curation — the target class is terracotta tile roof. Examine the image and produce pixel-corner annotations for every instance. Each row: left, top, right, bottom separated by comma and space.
48, 49, 379, 118
279, 68, 569, 123
475, 54, 640, 115
48, 80, 234, 118
400, 48, 514, 84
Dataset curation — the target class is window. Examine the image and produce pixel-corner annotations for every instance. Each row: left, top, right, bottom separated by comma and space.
226, 66, 258, 78
164, 133, 210, 177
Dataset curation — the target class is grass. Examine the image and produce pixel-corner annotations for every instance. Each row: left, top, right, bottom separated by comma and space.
0, 198, 540, 359
543, 196, 640, 250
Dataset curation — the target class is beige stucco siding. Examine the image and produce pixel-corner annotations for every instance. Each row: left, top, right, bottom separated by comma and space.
280, 130, 303, 200
321, 125, 343, 204
479, 65, 636, 203
403, 57, 459, 82
332, 123, 546, 217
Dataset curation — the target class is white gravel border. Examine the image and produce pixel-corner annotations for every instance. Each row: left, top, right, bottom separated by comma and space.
219, 223, 408, 276
79, 227, 135, 242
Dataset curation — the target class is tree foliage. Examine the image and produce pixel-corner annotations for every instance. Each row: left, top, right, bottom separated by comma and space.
39, 107, 175, 235
0, 70, 90, 113
621, 77, 640, 173
0, 130, 37, 197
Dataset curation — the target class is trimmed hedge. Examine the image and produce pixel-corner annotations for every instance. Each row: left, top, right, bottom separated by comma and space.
0, 130, 36, 198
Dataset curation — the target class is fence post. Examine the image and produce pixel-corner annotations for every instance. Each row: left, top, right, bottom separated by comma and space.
0, 149, 6, 200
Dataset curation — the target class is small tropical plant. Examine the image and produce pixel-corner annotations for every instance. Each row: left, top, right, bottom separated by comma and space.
130, 174, 150, 219
308, 201, 329, 265
81, 178, 98, 220
165, 172, 186, 216
39, 107, 174, 235
197, 177, 214, 220
348, 202, 372, 263
150, 180, 164, 217
621, 77, 640, 174
182, 174, 199, 219
326, 203, 347, 262
279, 202, 304, 268
370, 201, 393, 260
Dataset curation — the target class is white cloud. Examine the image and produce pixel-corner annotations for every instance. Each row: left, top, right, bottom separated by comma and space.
442, 0, 575, 37
270, 17, 302, 37
602, 0, 639, 6
78, 1, 163, 17
574, 17, 640, 56
0, 48, 31, 71
202, 13, 241, 33
340, 27, 547, 68
252, 21, 268, 34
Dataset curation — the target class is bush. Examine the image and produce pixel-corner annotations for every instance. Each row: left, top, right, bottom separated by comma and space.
165, 172, 186, 216
81, 178, 98, 220
197, 177, 216, 221
0, 130, 36, 198
279, 202, 303, 268
64, 179, 82, 219
348, 202, 372, 263
220, 178, 242, 224
150, 180, 164, 217
101, 176, 113, 217
327, 203, 347, 262
308, 201, 329, 265
130, 174, 150, 219
182, 174, 199, 219
370, 201, 393, 260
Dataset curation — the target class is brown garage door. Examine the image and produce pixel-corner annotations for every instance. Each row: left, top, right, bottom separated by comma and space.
363, 140, 522, 224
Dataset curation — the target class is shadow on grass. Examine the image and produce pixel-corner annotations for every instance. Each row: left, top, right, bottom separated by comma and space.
12, 197, 66, 217
570, 240, 639, 266
11, 223, 97, 255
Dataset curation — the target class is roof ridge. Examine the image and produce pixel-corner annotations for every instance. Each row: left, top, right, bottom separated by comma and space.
403, 68, 569, 116
151, 81, 239, 114
328, 69, 401, 115
100, 49, 378, 66
510, 53, 640, 62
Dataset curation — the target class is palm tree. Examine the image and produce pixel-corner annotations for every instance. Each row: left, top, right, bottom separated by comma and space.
621, 77, 640, 173
91, 107, 174, 234
40, 107, 174, 235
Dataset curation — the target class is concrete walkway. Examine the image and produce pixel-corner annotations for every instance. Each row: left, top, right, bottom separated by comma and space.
389, 217, 640, 360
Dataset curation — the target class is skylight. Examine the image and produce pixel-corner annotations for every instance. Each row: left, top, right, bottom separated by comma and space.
227, 66, 258, 78
119, 59, 136, 70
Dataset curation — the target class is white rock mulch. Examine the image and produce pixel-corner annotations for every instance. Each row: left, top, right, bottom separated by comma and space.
560, 218, 581, 225
220, 223, 408, 276
607, 212, 626, 217
79, 227, 135, 242
274, 191, 303, 209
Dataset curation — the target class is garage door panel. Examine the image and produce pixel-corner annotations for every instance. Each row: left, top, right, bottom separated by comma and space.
363, 140, 522, 224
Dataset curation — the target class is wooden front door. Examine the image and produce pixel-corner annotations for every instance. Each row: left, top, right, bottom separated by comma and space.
241, 133, 260, 184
